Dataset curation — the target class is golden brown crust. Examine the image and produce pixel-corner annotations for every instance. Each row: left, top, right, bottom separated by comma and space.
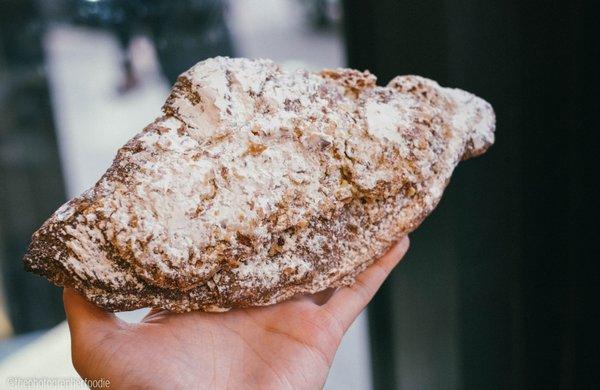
23, 58, 495, 312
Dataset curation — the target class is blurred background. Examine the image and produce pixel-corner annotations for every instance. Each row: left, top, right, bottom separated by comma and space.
0, 0, 597, 389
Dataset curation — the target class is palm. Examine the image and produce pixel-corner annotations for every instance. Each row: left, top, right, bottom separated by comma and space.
65, 238, 409, 389
83, 302, 339, 389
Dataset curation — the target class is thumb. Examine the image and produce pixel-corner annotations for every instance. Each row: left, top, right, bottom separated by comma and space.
63, 288, 123, 343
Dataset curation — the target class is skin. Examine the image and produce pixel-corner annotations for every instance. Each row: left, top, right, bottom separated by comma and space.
65, 236, 409, 389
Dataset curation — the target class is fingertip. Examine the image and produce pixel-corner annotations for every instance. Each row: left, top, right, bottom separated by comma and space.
402, 235, 410, 248
377, 235, 410, 271
391, 235, 410, 258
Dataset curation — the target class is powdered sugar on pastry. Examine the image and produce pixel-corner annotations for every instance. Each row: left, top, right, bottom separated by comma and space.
24, 57, 495, 312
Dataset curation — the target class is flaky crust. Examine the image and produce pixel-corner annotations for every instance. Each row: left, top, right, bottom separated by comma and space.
24, 57, 494, 312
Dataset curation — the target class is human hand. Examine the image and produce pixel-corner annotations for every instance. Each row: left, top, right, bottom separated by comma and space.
64, 237, 409, 389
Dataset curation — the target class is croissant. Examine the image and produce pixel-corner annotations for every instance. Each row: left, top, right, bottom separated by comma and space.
24, 57, 495, 312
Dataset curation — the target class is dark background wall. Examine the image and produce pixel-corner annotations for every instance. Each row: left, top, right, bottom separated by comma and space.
342, 0, 598, 388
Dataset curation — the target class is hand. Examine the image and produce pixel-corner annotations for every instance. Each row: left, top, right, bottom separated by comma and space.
64, 237, 409, 389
